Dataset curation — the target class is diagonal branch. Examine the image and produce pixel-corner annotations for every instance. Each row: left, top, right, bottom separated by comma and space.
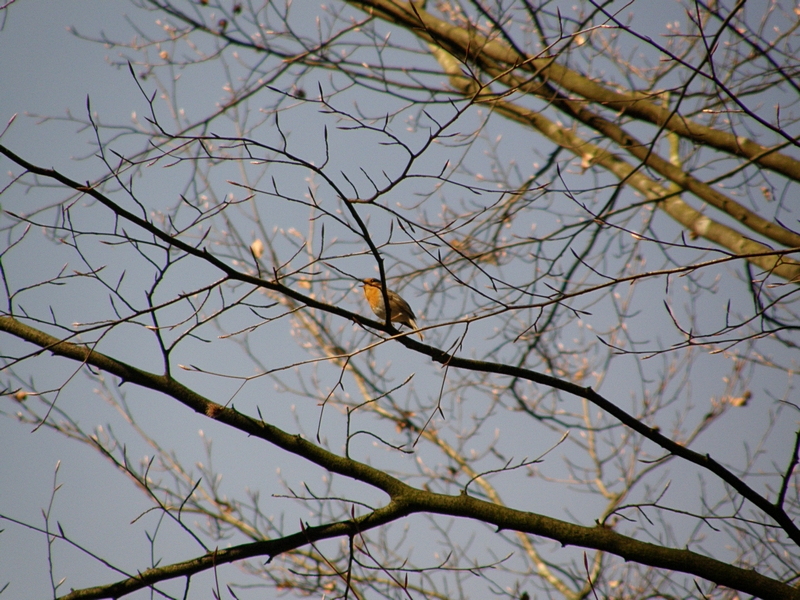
1, 315, 798, 600
426, 46, 800, 282
346, 0, 800, 181
347, 0, 800, 258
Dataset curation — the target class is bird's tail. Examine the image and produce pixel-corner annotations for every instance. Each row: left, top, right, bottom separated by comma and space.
408, 319, 423, 341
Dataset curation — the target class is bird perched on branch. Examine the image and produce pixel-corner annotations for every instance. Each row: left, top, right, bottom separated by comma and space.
361, 278, 423, 340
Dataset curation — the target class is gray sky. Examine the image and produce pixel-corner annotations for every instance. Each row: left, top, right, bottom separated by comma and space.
1, 1, 797, 599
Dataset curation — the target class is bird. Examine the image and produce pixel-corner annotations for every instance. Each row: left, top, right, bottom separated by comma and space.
361, 278, 423, 340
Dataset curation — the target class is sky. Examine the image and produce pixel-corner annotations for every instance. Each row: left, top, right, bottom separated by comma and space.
0, 3, 220, 597
1, 1, 798, 599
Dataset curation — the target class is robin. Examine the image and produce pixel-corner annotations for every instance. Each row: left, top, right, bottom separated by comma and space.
361, 278, 423, 340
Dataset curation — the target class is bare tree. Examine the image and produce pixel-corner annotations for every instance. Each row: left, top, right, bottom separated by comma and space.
2, 0, 799, 598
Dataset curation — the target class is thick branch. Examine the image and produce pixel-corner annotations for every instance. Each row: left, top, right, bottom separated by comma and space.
0, 315, 407, 497
2, 315, 798, 600
347, 0, 800, 182
427, 47, 800, 282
